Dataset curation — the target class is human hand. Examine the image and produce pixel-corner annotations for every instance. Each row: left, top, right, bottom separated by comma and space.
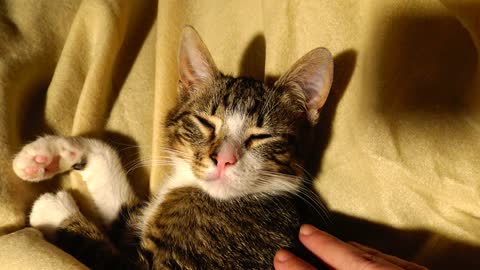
274, 224, 428, 270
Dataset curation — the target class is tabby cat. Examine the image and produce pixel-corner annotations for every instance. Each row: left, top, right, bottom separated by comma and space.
13, 26, 333, 269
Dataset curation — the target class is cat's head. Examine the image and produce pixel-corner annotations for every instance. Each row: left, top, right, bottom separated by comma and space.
165, 26, 333, 200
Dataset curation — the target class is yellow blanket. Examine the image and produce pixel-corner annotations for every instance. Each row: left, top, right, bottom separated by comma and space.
1, 0, 479, 269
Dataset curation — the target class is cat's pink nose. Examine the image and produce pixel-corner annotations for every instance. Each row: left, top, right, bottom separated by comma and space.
216, 152, 237, 167
211, 142, 238, 178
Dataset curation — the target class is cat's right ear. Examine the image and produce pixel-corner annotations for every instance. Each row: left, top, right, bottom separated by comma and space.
178, 26, 219, 94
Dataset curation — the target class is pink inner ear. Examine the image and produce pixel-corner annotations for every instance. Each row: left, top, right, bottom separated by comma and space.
179, 49, 204, 88
179, 62, 194, 88
279, 48, 333, 116
306, 86, 328, 111
303, 61, 332, 111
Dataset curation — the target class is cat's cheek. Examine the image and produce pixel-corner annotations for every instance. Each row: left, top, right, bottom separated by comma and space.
205, 170, 218, 181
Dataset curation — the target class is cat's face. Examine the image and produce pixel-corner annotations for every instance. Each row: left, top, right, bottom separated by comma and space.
165, 26, 333, 200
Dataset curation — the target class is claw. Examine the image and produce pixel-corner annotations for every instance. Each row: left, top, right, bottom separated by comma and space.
72, 157, 87, 170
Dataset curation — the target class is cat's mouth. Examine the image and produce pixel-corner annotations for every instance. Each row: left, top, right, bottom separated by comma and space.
200, 172, 245, 200
205, 168, 232, 182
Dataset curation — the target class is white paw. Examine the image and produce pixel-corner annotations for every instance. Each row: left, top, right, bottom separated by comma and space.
29, 191, 79, 237
13, 136, 84, 182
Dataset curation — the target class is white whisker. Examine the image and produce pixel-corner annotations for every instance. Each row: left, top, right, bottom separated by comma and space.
255, 171, 331, 224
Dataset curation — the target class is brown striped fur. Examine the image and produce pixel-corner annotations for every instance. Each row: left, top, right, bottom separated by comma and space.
139, 187, 301, 269
46, 26, 333, 269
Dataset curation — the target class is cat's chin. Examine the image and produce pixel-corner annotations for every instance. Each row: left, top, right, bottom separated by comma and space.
199, 176, 242, 200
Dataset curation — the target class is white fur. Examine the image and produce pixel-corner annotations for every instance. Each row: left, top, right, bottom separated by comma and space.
30, 191, 79, 237
75, 139, 135, 225
226, 113, 245, 141
14, 136, 135, 226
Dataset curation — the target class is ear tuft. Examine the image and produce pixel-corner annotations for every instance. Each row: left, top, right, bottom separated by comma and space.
178, 26, 219, 94
275, 47, 334, 124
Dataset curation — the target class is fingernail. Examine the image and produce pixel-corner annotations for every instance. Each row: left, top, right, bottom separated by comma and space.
275, 250, 293, 263
300, 224, 317, 236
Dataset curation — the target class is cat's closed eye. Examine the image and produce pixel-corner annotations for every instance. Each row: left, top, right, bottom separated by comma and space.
244, 133, 274, 148
192, 115, 216, 134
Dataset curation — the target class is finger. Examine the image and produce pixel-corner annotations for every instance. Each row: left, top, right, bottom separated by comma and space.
299, 224, 403, 270
349, 242, 429, 270
273, 249, 316, 270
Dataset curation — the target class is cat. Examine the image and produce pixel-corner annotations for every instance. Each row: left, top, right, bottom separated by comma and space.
12, 25, 333, 270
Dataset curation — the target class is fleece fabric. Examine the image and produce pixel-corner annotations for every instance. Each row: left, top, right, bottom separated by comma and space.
0, 0, 479, 269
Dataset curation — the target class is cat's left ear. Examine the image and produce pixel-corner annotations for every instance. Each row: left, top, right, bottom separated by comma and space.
275, 48, 334, 124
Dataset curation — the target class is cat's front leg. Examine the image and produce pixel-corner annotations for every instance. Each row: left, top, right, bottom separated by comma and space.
29, 190, 80, 239
14, 135, 137, 226
74, 138, 139, 225
30, 191, 128, 269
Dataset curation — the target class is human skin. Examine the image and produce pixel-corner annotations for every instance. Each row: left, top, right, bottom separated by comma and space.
274, 224, 428, 270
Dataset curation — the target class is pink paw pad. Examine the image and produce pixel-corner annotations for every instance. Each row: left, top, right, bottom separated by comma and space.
34, 156, 49, 164
25, 167, 39, 175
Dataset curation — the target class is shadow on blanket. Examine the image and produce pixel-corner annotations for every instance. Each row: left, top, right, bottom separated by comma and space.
323, 13, 480, 270
373, 14, 477, 119
333, 212, 480, 269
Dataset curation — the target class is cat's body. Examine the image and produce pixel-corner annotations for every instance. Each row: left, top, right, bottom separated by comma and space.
13, 26, 333, 269
138, 188, 304, 269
